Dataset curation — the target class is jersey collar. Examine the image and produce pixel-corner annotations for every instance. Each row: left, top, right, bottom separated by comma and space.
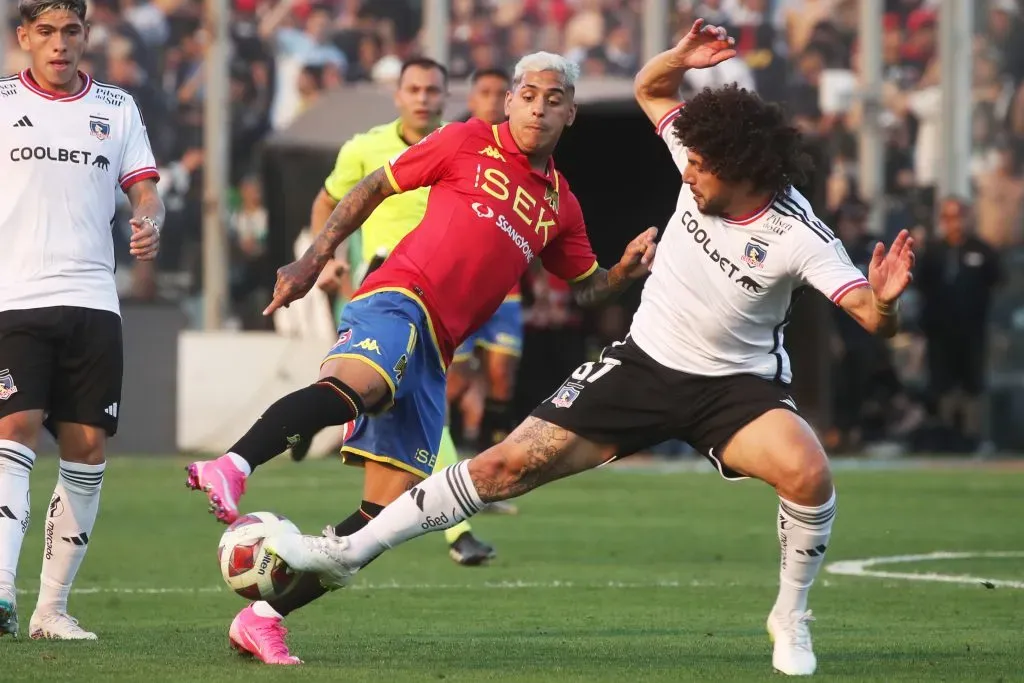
19, 69, 93, 102
491, 121, 560, 194
722, 193, 775, 225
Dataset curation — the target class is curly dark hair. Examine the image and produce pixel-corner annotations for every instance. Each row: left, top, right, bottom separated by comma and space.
671, 84, 812, 195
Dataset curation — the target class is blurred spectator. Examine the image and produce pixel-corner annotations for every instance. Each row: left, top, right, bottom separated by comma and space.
975, 144, 1024, 248
916, 198, 1002, 450
229, 176, 271, 329
259, 1, 347, 130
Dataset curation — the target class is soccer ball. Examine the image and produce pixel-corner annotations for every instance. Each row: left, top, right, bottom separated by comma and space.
218, 511, 301, 601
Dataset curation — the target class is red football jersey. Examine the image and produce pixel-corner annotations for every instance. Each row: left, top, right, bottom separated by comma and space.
358, 119, 597, 365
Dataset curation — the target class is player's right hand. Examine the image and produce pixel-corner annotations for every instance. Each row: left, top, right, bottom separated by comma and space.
264, 257, 322, 316
674, 19, 736, 70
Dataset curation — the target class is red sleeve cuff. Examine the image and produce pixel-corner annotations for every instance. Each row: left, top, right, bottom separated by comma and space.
119, 167, 160, 191
831, 279, 870, 304
655, 103, 686, 136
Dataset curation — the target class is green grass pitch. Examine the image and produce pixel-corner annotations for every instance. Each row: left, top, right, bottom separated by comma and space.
1, 456, 1021, 681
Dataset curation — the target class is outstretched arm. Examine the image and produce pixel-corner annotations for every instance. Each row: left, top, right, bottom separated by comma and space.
264, 168, 395, 315
569, 227, 658, 307
634, 19, 736, 126
838, 230, 916, 338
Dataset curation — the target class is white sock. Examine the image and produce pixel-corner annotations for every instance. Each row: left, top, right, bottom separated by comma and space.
345, 460, 484, 566
226, 452, 251, 477
36, 460, 105, 615
251, 601, 283, 619
0, 440, 36, 589
774, 489, 836, 615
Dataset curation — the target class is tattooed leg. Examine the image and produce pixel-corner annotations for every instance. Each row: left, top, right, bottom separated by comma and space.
468, 417, 615, 501
338, 418, 614, 567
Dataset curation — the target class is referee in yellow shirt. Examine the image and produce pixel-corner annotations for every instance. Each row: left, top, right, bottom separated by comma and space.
292, 57, 497, 567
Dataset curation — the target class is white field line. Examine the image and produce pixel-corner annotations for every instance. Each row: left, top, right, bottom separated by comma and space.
825, 551, 1024, 589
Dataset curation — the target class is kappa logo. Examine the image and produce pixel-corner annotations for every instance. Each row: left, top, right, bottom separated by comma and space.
478, 145, 506, 162
741, 237, 770, 269
353, 338, 381, 355
89, 115, 111, 140
0, 369, 17, 401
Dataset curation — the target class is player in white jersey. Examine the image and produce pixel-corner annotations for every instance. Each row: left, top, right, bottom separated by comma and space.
0, 0, 163, 641
265, 20, 915, 678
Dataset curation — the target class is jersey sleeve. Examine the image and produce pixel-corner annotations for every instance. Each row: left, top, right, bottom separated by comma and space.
118, 98, 159, 192
323, 137, 365, 201
384, 122, 464, 194
789, 223, 870, 305
540, 191, 599, 283
654, 103, 687, 173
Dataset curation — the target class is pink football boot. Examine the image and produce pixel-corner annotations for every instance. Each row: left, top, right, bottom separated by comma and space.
229, 604, 302, 665
185, 455, 247, 524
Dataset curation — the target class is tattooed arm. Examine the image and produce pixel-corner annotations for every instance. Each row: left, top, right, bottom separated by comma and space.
569, 266, 630, 308
311, 168, 395, 268
569, 227, 659, 308
264, 168, 395, 315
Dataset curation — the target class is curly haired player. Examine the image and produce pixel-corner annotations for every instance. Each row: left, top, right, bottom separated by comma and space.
272, 20, 916, 677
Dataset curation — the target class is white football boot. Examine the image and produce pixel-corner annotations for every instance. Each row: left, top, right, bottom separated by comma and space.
29, 611, 97, 640
767, 609, 817, 676
264, 526, 358, 590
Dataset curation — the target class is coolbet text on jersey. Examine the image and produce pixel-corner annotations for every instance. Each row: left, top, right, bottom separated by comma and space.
0, 71, 159, 315
629, 104, 869, 384
325, 118, 597, 477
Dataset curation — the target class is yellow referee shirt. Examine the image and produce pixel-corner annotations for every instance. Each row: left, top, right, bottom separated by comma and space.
323, 119, 431, 264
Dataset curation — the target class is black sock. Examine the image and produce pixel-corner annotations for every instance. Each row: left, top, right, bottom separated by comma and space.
267, 500, 385, 616
476, 398, 513, 451
230, 377, 364, 470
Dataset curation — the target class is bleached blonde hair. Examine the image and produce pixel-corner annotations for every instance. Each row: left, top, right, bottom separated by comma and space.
512, 52, 580, 91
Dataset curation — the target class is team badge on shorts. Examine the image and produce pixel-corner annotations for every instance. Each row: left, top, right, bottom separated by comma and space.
336, 329, 352, 345
89, 115, 111, 141
0, 369, 18, 400
741, 237, 769, 269
551, 383, 581, 408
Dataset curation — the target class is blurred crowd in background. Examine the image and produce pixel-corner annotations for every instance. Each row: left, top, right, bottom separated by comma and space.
3, 0, 1023, 456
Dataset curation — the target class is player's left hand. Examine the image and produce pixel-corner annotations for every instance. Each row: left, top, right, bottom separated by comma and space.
618, 227, 659, 279
129, 217, 160, 261
868, 228, 915, 304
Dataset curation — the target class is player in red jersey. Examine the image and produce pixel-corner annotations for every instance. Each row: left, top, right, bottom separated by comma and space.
185, 51, 656, 664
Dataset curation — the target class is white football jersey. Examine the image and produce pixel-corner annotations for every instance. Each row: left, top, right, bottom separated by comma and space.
0, 70, 159, 315
630, 105, 869, 383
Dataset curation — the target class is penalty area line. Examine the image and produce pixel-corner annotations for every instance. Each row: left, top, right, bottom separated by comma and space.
825, 550, 1024, 589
